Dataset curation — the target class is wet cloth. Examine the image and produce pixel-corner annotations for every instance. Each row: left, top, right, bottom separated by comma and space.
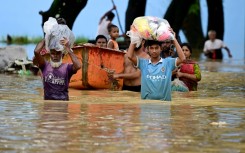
171, 78, 189, 92
41, 62, 75, 100
137, 57, 177, 101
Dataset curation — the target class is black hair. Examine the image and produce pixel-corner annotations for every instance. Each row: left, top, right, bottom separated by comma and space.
145, 40, 162, 47
134, 44, 142, 51
181, 43, 192, 54
95, 35, 107, 42
107, 12, 115, 21
108, 24, 118, 32
57, 18, 66, 25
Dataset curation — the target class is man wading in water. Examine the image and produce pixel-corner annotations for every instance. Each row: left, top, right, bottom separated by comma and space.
33, 37, 81, 100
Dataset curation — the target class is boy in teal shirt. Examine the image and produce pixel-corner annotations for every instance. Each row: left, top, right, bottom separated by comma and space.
127, 29, 186, 101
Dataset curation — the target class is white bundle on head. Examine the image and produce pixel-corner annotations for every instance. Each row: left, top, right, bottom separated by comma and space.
43, 17, 75, 53
126, 16, 174, 47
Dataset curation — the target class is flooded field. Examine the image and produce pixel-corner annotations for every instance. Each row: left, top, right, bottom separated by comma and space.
0, 59, 245, 153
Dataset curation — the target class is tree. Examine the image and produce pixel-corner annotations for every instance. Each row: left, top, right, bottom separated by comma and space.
164, 0, 225, 49
164, 0, 204, 49
181, 0, 204, 49
39, 0, 88, 30
206, 0, 224, 40
125, 0, 147, 33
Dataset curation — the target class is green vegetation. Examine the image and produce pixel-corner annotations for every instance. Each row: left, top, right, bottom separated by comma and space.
74, 36, 89, 44
0, 35, 43, 44
0, 35, 89, 45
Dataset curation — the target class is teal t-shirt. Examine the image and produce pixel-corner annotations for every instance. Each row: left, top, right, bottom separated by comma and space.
138, 57, 177, 101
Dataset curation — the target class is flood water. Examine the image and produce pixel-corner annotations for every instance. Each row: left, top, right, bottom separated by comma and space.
0, 55, 245, 152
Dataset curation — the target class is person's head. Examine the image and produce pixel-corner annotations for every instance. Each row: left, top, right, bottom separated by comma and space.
95, 35, 107, 48
108, 24, 119, 39
146, 40, 162, 58
50, 49, 63, 68
161, 39, 172, 51
208, 30, 216, 41
57, 18, 67, 25
107, 12, 115, 21
181, 43, 192, 59
161, 40, 174, 58
134, 39, 145, 51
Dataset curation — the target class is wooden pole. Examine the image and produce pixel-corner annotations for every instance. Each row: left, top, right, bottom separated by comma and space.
111, 0, 124, 34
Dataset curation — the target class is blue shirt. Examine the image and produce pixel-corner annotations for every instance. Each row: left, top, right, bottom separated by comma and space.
137, 57, 177, 101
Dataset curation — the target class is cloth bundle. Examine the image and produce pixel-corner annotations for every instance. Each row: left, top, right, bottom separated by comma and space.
126, 16, 174, 47
171, 78, 189, 92
43, 17, 75, 54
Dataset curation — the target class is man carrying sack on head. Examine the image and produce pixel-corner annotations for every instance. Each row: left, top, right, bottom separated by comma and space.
33, 17, 81, 101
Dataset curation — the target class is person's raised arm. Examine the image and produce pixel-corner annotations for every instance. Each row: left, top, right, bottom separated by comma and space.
99, 5, 116, 24
60, 37, 81, 73
170, 29, 185, 66
127, 43, 137, 66
33, 39, 46, 68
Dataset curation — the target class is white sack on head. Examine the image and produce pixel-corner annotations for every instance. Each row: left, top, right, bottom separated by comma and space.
43, 17, 58, 35
126, 31, 142, 48
126, 16, 174, 46
43, 17, 75, 53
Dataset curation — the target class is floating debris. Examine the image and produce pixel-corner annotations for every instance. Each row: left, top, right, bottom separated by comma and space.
210, 121, 227, 126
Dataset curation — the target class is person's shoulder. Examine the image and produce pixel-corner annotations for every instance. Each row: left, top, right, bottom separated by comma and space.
164, 57, 175, 61
138, 56, 149, 63
163, 57, 177, 65
184, 59, 197, 64
215, 39, 223, 43
204, 39, 211, 43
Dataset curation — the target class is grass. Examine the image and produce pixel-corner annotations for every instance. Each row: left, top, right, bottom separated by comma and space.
0, 35, 89, 45
74, 36, 89, 44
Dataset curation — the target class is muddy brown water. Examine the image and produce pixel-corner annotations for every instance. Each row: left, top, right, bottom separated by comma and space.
0, 59, 244, 153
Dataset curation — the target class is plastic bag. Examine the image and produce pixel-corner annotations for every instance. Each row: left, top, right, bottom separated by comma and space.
126, 16, 174, 47
43, 17, 58, 35
43, 17, 75, 53
171, 78, 189, 92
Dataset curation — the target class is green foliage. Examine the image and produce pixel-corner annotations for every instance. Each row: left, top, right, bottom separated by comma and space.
0, 35, 89, 45
189, 0, 200, 15
0, 35, 43, 44
75, 36, 89, 44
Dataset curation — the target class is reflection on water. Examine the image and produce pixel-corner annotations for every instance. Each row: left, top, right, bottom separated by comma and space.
0, 59, 245, 152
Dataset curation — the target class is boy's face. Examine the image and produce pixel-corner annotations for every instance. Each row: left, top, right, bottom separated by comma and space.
109, 27, 119, 39
147, 44, 162, 58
